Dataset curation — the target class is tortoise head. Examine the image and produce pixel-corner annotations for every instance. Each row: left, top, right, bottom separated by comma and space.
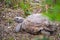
14, 17, 24, 23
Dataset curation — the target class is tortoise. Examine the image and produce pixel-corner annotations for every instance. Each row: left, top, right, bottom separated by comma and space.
14, 14, 57, 35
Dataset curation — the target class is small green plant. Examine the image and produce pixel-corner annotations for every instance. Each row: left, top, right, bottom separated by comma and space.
8, 19, 13, 24
5, 0, 12, 7
18, 0, 31, 17
8, 37, 14, 40
5, 0, 19, 8
34, 37, 41, 40
7, 18, 13, 25
41, 36, 49, 40
57, 33, 60, 38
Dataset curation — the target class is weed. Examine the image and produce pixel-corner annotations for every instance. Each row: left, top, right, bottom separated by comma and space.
8, 37, 14, 40
34, 37, 41, 40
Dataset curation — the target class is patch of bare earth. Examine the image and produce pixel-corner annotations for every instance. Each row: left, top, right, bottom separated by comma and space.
1, 8, 60, 40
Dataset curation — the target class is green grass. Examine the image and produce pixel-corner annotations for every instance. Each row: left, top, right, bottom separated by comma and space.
43, 4, 60, 21
34, 37, 40, 40
4, 0, 32, 17
34, 36, 49, 40
8, 37, 14, 40
18, 0, 31, 16
43, 13, 60, 21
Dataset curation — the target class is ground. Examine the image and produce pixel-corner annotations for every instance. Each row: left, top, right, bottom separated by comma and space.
0, 8, 60, 40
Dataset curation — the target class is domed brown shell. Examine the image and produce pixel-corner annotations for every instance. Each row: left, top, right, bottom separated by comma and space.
21, 14, 51, 34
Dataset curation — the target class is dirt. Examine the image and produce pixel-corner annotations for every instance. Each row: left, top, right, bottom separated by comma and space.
0, 8, 60, 40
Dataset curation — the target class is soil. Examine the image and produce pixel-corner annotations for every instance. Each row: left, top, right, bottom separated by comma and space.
0, 8, 60, 40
